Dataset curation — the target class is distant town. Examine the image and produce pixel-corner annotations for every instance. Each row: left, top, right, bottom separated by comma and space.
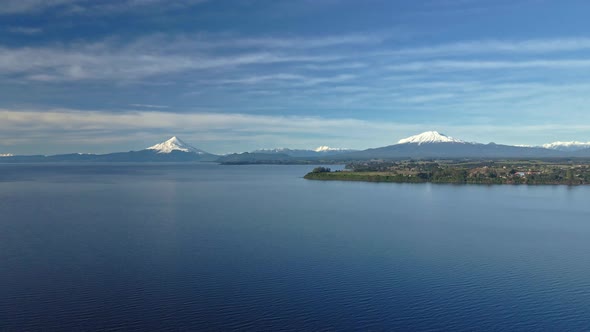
304, 160, 590, 185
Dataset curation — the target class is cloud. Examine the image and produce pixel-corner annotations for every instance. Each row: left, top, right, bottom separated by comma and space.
122, 32, 385, 54
0, 43, 339, 82
0, 0, 208, 15
199, 34, 384, 50
7, 26, 43, 34
95, 0, 208, 12
1, 33, 590, 140
0, 108, 423, 153
302, 62, 368, 70
2, 108, 590, 154
4, 33, 590, 87
372, 38, 590, 59
4, 34, 590, 85
0, 108, 397, 134
388, 59, 590, 71
129, 104, 169, 109
214, 73, 355, 87
0, 32, 386, 82
0, 0, 72, 15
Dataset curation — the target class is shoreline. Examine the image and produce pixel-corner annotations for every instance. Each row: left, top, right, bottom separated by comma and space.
303, 171, 587, 186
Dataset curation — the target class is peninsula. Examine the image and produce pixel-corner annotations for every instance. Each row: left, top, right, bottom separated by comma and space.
304, 160, 590, 185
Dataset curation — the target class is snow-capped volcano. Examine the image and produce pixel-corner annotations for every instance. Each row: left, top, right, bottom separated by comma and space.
147, 136, 207, 154
398, 131, 466, 145
542, 141, 590, 152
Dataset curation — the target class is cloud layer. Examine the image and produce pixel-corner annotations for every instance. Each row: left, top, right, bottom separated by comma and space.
2, 108, 590, 155
1, 1, 590, 153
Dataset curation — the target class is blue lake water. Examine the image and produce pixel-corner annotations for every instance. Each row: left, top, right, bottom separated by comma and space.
1, 163, 590, 330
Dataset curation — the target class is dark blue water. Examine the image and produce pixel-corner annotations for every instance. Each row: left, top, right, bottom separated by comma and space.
2, 163, 590, 330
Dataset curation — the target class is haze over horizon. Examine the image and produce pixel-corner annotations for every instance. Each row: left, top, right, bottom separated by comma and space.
2, 0, 590, 155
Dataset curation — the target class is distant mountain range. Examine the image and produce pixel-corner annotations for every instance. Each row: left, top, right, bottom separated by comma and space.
0, 136, 218, 163
542, 141, 590, 151
217, 146, 356, 164
332, 131, 590, 160
2, 132, 590, 163
252, 146, 357, 157
220, 131, 590, 162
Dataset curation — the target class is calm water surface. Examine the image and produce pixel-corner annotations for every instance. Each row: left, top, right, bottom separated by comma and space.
1, 163, 590, 330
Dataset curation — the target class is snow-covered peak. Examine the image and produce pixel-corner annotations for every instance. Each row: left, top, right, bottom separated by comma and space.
254, 148, 292, 153
398, 131, 465, 145
147, 136, 206, 154
542, 141, 590, 151
314, 146, 350, 152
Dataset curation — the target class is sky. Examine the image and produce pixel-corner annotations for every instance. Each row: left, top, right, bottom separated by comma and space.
2, 0, 590, 155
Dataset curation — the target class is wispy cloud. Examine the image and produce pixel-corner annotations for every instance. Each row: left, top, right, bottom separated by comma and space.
129, 104, 169, 109
0, 0, 208, 15
374, 38, 590, 58
388, 59, 590, 71
302, 62, 368, 70
7, 26, 43, 34
0, 0, 71, 15
200, 34, 384, 50
0, 108, 413, 153
2, 108, 590, 154
0, 31, 386, 83
214, 73, 355, 87
4, 34, 590, 85
122, 33, 385, 54
3, 33, 590, 87
0, 44, 339, 82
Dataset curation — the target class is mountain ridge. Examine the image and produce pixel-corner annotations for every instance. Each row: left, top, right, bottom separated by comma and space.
331, 131, 572, 160
0, 136, 218, 163
252, 146, 356, 157
542, 141, 590, 151
3, 132, 590, 163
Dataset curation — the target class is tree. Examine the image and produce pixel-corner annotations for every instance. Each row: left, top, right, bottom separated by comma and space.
312, 167, 331, 173
566, 168, 574, 184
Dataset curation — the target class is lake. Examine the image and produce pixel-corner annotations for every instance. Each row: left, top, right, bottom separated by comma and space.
1, 163, 590, 330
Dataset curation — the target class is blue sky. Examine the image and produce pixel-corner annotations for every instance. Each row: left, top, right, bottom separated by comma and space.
2, 0, 590, 154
